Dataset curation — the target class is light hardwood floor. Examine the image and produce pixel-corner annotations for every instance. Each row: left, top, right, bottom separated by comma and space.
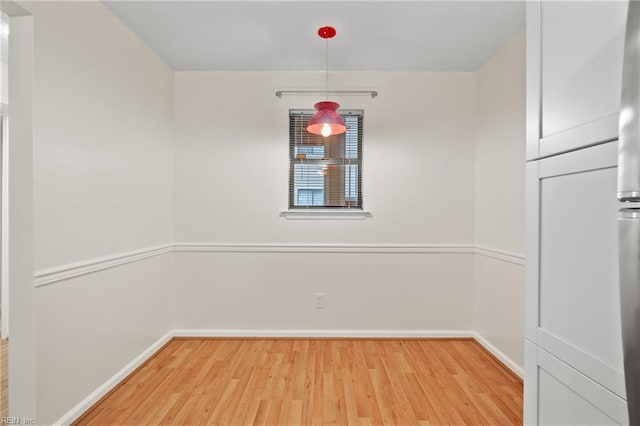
75, 338, 522, 425
0, 338, 6, 418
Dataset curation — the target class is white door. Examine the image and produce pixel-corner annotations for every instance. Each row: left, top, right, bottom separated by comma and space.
525, 141, 630, 424
533, 1, 628, 158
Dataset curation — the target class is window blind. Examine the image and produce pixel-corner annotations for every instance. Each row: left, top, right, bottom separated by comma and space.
289, 109, 364, 209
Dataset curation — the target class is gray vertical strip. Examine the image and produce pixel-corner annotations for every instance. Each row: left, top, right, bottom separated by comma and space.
619, 0, 640, 201
619, 208, 640, 425
620, 2, 640, 421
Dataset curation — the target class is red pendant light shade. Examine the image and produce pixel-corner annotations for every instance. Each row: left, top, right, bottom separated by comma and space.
306, 101, 347, 137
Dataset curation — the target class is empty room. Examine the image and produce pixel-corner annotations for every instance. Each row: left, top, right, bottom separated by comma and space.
0, 0, 636, 425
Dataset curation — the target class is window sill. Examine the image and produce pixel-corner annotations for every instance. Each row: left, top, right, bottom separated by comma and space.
280, 210, 373, 220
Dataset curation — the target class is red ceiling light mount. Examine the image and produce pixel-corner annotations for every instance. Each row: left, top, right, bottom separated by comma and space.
306, 26, 347, 137
318, 26, 337, 39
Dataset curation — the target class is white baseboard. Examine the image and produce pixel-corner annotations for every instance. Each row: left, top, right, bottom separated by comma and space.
172, 329, 475, 339
54, 331, 174, 426
472, 332, 524, 379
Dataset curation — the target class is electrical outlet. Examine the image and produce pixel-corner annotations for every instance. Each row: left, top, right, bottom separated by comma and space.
315, 293, 325, 309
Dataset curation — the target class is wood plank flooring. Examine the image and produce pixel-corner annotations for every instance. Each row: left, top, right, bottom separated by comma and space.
74, 338, 522, 426
0, 338, 6, 418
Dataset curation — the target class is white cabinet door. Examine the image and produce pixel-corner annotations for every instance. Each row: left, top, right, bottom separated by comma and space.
535, 1, 627, 157
526, 141, 630, 424
525, 341, 628, 425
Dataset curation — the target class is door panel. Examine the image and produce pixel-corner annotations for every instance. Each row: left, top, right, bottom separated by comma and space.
539, 166, 622, 370
538, 351, 627, 426
539, 371, 619, 425
541, 1, 626, 140
534, 142, 625, 400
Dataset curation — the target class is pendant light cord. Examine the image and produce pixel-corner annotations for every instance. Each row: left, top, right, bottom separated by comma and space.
325, 37, 329, 100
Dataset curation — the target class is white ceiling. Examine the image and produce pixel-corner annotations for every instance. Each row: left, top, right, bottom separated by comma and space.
103, 1, 525, 72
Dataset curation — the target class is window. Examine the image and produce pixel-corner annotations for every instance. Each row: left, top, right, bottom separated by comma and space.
289, 109, 363, 210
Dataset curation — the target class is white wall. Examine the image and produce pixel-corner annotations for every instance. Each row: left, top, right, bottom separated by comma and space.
35, 255, 173, 424
175, 251, 474, 332
31, 2, 174, 270
174, 72, 476, 244
474, 31, 526, 370
8, 14, 35, 420
173, 72, 477, 332
21, 2, 175, 423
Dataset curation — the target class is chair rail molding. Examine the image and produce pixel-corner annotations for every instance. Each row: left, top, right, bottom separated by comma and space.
172, 242, 476, 254
34, 244, 174, 287
33, 242, 524, 287
475, 245, 526, 266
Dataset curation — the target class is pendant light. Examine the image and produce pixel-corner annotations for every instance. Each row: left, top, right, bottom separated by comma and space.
306, 26, 347, 137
